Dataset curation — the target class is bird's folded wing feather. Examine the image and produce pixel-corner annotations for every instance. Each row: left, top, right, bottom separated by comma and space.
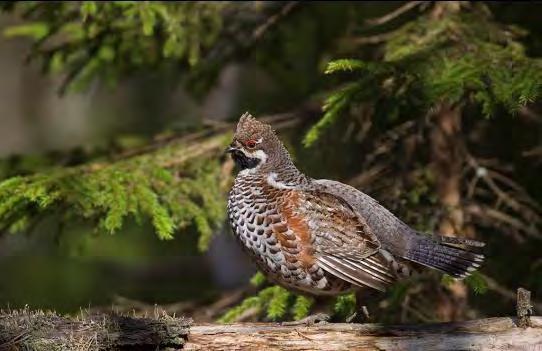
282, 189, 397, 291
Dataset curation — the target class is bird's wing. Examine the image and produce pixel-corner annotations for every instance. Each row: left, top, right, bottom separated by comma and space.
277, 187, 397, 291
313, 178, 414, 257
313, 179, 486, 280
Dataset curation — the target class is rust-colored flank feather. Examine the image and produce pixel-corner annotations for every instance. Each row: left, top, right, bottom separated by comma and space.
279, 190, 315, 269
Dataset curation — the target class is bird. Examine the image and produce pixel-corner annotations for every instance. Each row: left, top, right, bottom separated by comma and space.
226, 112, 484, 318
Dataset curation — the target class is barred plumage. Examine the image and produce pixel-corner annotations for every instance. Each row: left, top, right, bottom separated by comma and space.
226, 113, 485, 295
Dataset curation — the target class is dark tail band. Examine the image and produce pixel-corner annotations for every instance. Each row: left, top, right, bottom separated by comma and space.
406, 234, 485, 278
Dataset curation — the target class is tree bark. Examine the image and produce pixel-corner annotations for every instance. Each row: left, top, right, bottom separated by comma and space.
430, 103, 471, 321
1, 309, 541, 351
428, 1, 472, 322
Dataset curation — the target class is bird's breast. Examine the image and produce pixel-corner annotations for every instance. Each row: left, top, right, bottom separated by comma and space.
227, 174, 352, 295
227, 175, 283, 270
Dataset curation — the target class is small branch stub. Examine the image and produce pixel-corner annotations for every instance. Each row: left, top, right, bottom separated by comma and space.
517, 287, 534, 328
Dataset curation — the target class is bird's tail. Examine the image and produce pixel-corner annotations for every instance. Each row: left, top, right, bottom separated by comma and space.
405, 234, 485, 279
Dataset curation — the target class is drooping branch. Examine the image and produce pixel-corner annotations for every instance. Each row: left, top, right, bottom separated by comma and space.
0, 107, 317, 242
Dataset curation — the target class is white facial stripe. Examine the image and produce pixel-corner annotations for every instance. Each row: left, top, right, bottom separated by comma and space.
238, 149, 268, 176
251, 149, 267, 163
267, 172, 296, 189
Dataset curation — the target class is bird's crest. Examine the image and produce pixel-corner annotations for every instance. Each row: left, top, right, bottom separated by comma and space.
235, 112, 274, 140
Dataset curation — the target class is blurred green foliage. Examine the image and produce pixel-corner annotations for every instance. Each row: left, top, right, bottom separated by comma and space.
3, 2, 226, 93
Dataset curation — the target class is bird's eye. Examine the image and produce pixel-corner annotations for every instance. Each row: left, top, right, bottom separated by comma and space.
246, 140, 257, 148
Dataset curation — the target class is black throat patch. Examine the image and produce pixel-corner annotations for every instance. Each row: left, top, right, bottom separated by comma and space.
231, 150, 261, 170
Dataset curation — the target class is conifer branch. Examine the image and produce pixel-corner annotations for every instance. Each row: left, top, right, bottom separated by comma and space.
0, 110, 311, 246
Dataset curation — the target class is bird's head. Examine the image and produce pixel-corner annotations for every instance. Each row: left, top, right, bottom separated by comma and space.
226, 112, 288, 172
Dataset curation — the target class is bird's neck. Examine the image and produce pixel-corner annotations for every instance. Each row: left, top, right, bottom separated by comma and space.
241, 151, 311, 189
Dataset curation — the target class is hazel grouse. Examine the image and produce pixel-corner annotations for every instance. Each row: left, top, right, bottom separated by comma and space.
226, 113, 484, 296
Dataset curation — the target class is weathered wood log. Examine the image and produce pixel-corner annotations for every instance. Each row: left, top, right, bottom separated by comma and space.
186, 317, 542, 351
1, 309, 541, 351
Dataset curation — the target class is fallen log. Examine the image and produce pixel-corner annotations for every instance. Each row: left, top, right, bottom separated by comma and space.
186, 317, 542, 351
0, 310, 541, 351
1, 288, 540, 350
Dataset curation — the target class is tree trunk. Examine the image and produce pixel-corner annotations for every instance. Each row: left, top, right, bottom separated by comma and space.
430, 103, 472, 321
1, 309, 540, 351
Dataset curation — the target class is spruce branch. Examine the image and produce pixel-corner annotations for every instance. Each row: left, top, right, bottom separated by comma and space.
0, 132, 229, 242
307, 2, 542, 146
0, 110, 310, 247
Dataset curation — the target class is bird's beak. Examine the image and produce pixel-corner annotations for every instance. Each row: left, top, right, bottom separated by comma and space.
225, 140, 242, 154
225, 146, 237, 154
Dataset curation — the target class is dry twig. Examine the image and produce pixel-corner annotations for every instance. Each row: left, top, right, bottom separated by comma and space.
365, 1, 425, 26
